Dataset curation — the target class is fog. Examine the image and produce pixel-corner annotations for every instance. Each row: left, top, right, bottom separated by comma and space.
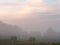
7, 15, 60, 33
0, 20, 60, 40
0, 0, 60, 40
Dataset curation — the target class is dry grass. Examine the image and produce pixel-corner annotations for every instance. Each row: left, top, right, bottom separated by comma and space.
0, 39, 60, 45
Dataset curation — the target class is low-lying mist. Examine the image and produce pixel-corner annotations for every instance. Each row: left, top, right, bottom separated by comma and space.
0, 21, 60, 41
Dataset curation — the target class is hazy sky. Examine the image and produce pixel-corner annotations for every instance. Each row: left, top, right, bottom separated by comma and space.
0, 0, 60, 33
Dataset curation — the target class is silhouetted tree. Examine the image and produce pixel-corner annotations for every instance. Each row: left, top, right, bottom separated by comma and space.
29, 37, 36, 41
11, 36, 17, 40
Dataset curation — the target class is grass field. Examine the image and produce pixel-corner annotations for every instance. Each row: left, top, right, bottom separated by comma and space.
0, 39, 60, 45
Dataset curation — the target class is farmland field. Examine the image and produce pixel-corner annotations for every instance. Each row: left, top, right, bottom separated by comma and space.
0, 39, 60, 45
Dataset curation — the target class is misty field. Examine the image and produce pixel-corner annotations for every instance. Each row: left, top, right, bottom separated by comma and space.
0, 40, 60, 45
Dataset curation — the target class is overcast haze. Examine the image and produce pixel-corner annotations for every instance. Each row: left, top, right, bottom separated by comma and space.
0, 0, 60, 34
